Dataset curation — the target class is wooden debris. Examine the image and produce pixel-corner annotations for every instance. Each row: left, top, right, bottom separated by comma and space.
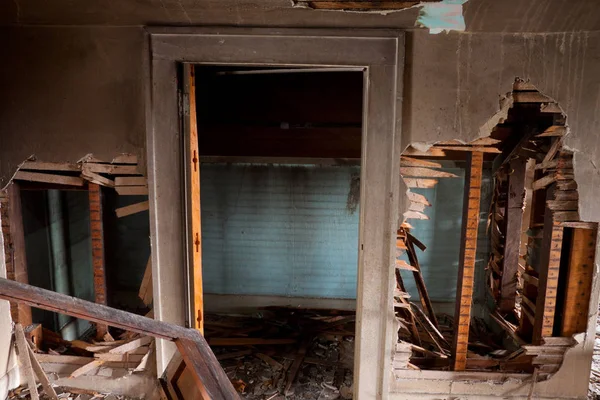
13, 171, 84, 186
536, 126, 566, 137
15, 325, 40, 400
81, 169, 115, 187
434, 145, 501, 154
116, 200, 149, 218
470, 137, 501, 146
69, 359, 105, 378
84, 163, 140, 175
20, 161, 80, 172
403, 178, 438, 189
400, 167, 458, 178
400, 157, 442, 168
513, 92, 552, 103
284, 340, 310, 396
116, 186, 149, 196
108, 336, 153, 354
138, 256, 153, 306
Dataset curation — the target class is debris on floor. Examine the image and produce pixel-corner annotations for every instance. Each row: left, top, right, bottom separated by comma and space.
8, 323, 155, 400
204, 307, 356, 399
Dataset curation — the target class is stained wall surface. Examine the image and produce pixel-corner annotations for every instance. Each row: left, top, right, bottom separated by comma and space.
1, 2, 600, 398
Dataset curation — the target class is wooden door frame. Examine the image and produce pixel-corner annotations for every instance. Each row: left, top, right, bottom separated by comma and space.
146, 27, 404, 399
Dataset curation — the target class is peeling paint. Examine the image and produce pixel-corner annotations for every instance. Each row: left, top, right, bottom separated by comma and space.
417, 0, 469, 34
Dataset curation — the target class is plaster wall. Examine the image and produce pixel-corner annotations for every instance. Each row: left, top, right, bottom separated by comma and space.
0, 19, 600, 400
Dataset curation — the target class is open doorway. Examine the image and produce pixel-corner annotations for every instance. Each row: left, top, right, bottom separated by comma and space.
186, 65, 363, 398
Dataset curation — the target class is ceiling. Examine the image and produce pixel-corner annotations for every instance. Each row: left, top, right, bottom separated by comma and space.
1, 0, 600, 32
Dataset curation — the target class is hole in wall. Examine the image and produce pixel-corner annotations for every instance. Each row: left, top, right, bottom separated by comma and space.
392, 78, 597, 379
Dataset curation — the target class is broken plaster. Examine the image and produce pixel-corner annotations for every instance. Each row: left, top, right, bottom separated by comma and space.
291, 1, 436, 17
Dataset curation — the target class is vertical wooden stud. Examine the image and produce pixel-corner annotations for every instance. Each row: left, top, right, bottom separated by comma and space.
560, 226, 597, 336
1, 183, 32, 325
499, 157, 526, 313
533, 186, 564, 343
185, 64, 204, 333
88, 183, 108, 339
452, 151, 483, 371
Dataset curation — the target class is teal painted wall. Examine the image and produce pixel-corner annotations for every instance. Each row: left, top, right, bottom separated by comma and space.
201, 163, 361, 299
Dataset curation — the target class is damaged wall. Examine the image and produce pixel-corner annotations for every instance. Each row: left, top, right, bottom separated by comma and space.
1, 3, 600, 398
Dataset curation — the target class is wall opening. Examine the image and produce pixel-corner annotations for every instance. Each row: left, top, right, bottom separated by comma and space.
393, 79, 597, 380
186, 65, 364, 397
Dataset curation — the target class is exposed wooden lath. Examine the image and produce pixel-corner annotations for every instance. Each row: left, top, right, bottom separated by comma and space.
293, 0, 440, 10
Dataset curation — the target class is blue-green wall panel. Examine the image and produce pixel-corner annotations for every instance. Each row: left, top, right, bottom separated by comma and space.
201, 163, 360, 299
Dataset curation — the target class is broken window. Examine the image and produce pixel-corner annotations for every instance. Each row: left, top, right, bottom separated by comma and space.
393, 79, 597, 380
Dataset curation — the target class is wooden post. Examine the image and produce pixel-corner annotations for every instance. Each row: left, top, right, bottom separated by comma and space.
1, 183, 32, 325
499, 157, 526, 313
452, 151, 483, 371
88, 183, 108, 339
560, 226, 597, 336
533, 186, 564, 343
184, 64, 204, 333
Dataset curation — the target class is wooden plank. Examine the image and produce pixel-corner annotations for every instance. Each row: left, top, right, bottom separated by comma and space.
434, 145, 501, 154
35, 354, 94, 365
84, 163, 140, 175
533, 187, 564, 343
81, 169, 115, 188
402, 146, 446, 157
14, 171, 84, 186
452, 152, 483, 371
70, 360, 105, 378
5, 183, 32, 325
111, 154, 138, 164
186, 65, 204, 334
26, 341, 59, 400
469, 137, 501, 146
108, 336, 153, 354
540, 103, 563, 114
560, 227, 597, 336
175, 338, 238, 399
138, 256, 153, 306
541, 138, 563, 165
513, 92, 552, 103
406, 237, 438, 329
115, 186, 149, 196
20, 161, 80, 172
115, 200, 149, 218
536, 126, 566, 137
559, 221, 597, 229
115, 176, 147, 186
532, 174, 556, 191
535, 158, 573, 171
553, 211, 580, 222
403, 210, 429, 220
400, 157, 442, 168
284, 339, 310, 396
546, 200, 578, 211
403, 178, 438, 189
406, 191, 431, 206
15, 325, 40, 400
400, 167, 458, 178
0, 278, 237, 399
513, 81, 538, 91
499, 157, 526, 313
88, 183, 108, 340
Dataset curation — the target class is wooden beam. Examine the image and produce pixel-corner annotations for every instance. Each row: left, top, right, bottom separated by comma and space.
84, 163, 140, 175
15, 324, 40, 400
452, 151, 483, 371
115, 186, 149, 196
115, 176, 147, 186
499, 157, 526, 313
0, 278, 238, 399
20, 161, 80, 172
560, 227, 597, 336
138, 256, 153, 306
115, 200, 149, 218
81, 169, 115, 187
400, 157, 442, 169
433, 145, 501, 154
186, 65, 204, 334
14, 171, 84, 186
400, 167, 458, 178
406, 240, 438, 328
2, 183, 32, 325
533, 187, 564, 344
25, 341, 59, 400
88, 183, 108, 340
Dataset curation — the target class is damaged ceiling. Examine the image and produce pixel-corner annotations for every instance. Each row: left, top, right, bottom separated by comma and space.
1, 0, 600, 32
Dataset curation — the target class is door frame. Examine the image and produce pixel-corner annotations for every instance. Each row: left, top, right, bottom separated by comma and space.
146, 27, 404, 399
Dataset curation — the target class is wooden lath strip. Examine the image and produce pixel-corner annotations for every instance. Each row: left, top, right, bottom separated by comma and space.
452, 151, 483, 371
533, 191, 564, 343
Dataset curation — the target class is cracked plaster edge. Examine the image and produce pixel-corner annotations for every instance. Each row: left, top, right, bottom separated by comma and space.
290, 0, 430, 17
